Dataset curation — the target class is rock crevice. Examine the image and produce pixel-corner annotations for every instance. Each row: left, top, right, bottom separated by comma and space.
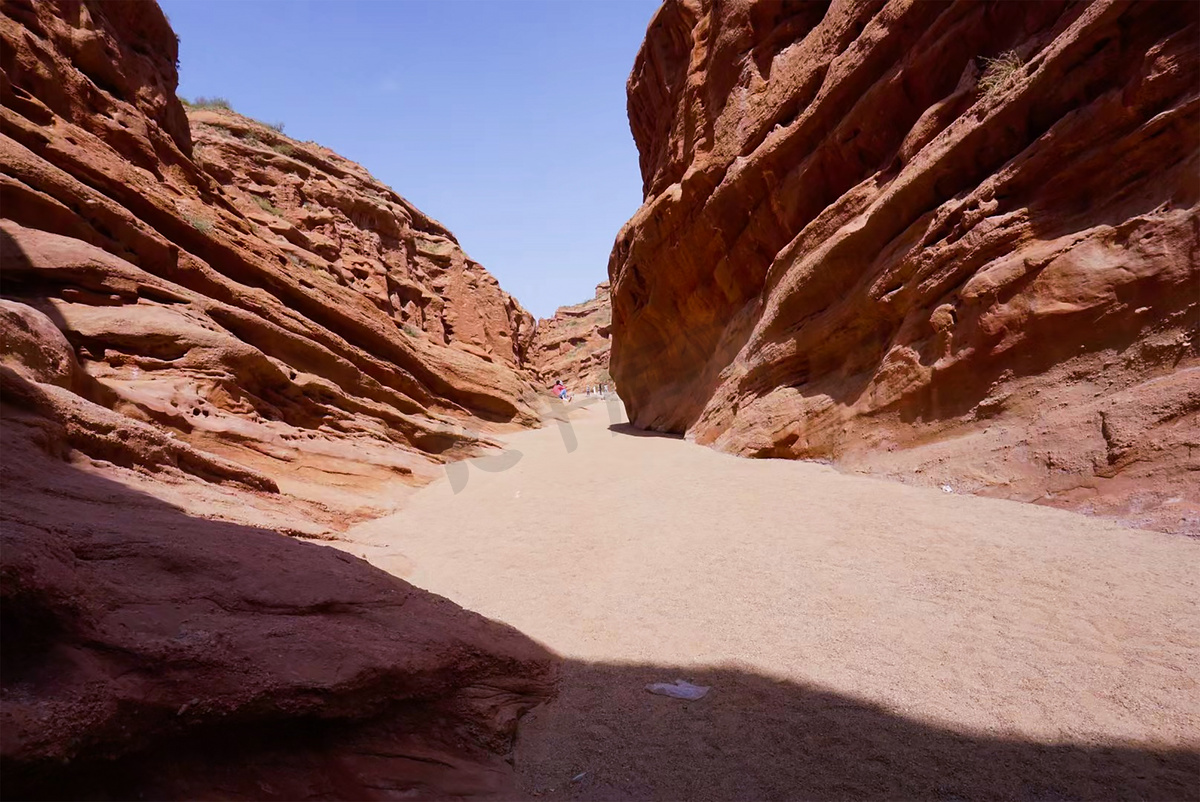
528, 281, 614, 391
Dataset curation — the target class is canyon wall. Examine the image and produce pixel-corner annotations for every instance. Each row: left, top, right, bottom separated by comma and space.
610, 0, 1199, 533
189, 107, 537, 372
528, 281, 613, 391
0, 0, 554, 796
1, 0, 545, 530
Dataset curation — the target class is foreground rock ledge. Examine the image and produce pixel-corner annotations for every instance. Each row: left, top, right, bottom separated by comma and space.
608, 0, 1200, 533
0, 417, 558, 799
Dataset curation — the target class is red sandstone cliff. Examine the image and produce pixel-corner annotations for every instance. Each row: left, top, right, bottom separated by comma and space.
0, 1, 554, 796
189, 107, 536, 371
1, 0, 545, 528
528, 281, 613, 391
610, 0, 1199, 533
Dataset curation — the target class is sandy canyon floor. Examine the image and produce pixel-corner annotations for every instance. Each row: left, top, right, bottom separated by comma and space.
341, 403, 1199, 800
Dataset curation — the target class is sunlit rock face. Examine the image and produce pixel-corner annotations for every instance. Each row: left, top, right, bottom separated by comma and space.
1, 0, 549, 522
609, 0, 1199, 533
188, 108, 537, 372
529, 281, 614, 391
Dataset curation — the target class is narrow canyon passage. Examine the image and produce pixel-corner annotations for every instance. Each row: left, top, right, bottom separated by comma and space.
341, 405, 1199, 800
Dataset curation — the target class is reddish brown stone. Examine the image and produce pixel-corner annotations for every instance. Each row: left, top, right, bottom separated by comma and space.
610, 0, 1200, 533
1, 0, 546, 525
188, 109, 536, 372
528, 281, 614, 392
0, 415, 557, 799
0, 2, 556, 796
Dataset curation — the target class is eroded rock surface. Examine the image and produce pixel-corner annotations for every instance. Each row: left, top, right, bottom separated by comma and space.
1, 0, 544, 530
528, 281, 613, 391
610, 0, 1200, 533
188, 108, 536, 371
1, 0, 556, 796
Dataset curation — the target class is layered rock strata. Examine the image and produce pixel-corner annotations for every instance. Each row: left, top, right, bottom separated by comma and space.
609, 0, 1199, 533
528, 281, 613, 391
0, 1, 557, 796
1, 0, 545, 528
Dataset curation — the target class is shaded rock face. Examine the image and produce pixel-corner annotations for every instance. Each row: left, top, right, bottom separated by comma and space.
610, 0, 1200, 533
1, 0, 556, 796
528, 281, 614, 391
0, 418, 558, 800
1, 0, 545, 530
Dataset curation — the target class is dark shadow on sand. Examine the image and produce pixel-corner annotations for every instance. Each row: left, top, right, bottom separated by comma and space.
608, 422, 685, 440
517, 660, 1200, 801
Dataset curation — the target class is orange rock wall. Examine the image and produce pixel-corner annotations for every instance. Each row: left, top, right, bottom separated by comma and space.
0, 3, 556, 796
190, 109, 536, 370
1, 0, 546, 527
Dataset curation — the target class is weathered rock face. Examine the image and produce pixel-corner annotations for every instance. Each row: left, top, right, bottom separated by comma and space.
189, 108, 536, 371
1, 0, 546, 530
610, 0, 1200, 533
528, 281, 613, 391
1, 1, 556, 796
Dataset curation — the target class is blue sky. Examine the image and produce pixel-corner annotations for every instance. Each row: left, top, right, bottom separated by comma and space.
161, 0, 659, 319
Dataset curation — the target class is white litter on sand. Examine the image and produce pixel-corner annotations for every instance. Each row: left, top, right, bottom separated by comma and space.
645, 679, 711, 700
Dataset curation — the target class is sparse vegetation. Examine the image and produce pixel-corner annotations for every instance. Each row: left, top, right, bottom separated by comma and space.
186, 96, 232, 110
186, 214, 213, 233
402, 324, 421, 337
253, 196, 284, 217
978, 50, 1024, 97
182, 99, 291, 147
287, 252, 327, 276
271, 142, 295, 156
